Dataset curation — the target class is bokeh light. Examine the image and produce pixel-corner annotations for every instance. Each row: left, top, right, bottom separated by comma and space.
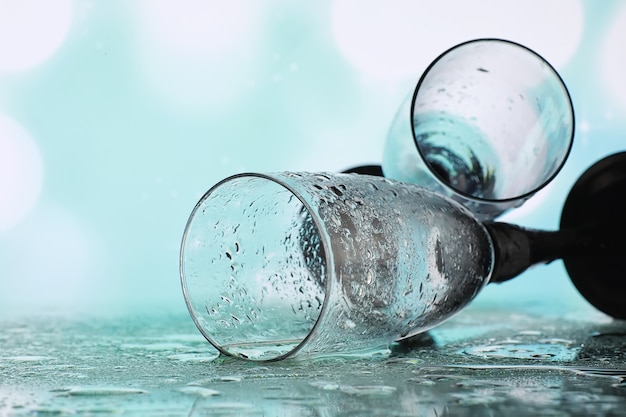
131, 0, 266, 114
330, 0, 584, 80
1, 203, 100, 310
0, 114, 43, 232
0, 0, 73, 72
0, 1, 616, 314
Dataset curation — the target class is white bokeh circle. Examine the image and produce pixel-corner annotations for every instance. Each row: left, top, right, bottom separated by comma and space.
132, 0, 266, 113
2, 203, 96, 308
0, 0, 73, 72
136, 0, 259, 55
331, 0, 584, 80
0, 114, 44, 232
601, 3, 626, 113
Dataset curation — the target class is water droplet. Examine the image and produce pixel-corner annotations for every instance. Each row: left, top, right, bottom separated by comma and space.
538, 338, 573, 345
64, 386, 148, 396
531, 353, 556, 359
516, 330, 542, 336
310, 381, 340, 391
219, 376, 243, 382
339, 384, 396, 396
168, 353, 219, 363
496, 338, 522, 345
179, 386, 220, 397
451, 391, 504, 406
462, 342, 579, 361
120, 342, 188, 351
330, 185, 344, 197
403, 283, 413, 296
26, 406, 79, 415
4, 355, 53, 362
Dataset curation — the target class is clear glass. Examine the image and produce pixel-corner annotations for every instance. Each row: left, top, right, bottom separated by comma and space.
180, 172, 494, 361
383, 38, 575, 220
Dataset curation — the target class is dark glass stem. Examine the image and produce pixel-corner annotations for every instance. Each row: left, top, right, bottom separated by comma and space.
486, 222, 617, 283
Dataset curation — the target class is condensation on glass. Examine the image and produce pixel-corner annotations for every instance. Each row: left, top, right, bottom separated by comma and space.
180, 172, 494, 361
384, 39, 574, 219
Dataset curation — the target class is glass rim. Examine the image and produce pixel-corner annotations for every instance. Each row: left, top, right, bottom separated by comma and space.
179, 172, 334, 361
410, 37, 576, 204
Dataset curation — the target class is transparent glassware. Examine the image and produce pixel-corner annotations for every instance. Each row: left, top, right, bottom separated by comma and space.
181, 154, 626, 362
383, 38, 575, 220
180, 172, 494, 361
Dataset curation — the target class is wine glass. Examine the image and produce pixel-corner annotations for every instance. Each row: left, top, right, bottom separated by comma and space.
382, 38, 575, 220
180, 154, 626, 361
181, 172, 493, 361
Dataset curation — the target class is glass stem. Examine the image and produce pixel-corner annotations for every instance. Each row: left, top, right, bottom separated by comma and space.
485, 222, 602, 283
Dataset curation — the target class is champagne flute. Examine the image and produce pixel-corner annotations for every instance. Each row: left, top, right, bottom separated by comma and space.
180, 153, 626, 361
382, 38, 574, 219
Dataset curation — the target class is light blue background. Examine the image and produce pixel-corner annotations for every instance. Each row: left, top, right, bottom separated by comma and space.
1, 0, 625, 318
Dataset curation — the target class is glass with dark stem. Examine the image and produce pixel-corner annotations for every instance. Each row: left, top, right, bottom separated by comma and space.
180, 154, 626, 361
383, 38, 574, 219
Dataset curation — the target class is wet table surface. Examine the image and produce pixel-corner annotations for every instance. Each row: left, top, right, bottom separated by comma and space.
2, 303, 626, 416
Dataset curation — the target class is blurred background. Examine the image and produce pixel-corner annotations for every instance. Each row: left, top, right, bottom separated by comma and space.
1, 0, 625, 317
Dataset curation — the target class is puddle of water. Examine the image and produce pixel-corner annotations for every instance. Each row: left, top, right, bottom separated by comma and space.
416, 364, 626, 382
538, 338, 574, 345
57, 386, 149, 396
460, 340, 579, 361
4, 309, 626, 416
309, 380, 396, 396
219, 375, 244, 382
120, 342, 190, 351
516, 330, 542, 336
2, 355, 54, 362
167, 352, 219, 363
590, 331, 626, 338
189, 399, 259, 416
178, 386, 221, 397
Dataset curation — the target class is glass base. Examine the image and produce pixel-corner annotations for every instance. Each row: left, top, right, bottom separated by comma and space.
560, 152, 626, 319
